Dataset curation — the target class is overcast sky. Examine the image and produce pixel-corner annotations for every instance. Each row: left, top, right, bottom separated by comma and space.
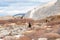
0, 0, 56, 16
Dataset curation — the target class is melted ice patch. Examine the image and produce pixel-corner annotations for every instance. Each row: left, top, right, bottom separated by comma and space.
14, 35, 24, 38
0, 39, 3, 40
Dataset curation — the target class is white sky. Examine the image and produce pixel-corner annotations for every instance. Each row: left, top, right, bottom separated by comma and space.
0, 0, 57, 16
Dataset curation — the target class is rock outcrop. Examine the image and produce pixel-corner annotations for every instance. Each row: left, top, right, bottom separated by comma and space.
25, 0, 60, 20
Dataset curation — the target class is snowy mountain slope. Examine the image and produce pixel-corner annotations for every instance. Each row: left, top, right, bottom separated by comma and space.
25, 0, 60, 20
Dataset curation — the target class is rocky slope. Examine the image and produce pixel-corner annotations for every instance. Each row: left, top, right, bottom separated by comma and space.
0, 15, 60, 40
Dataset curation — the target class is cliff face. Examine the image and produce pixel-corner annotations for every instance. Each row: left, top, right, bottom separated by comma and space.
25, 0, 60, 20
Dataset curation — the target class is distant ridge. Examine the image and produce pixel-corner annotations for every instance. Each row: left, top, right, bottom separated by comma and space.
25, 0, 60, 20
14, 13, 25, 16
13, 13, 26, 18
